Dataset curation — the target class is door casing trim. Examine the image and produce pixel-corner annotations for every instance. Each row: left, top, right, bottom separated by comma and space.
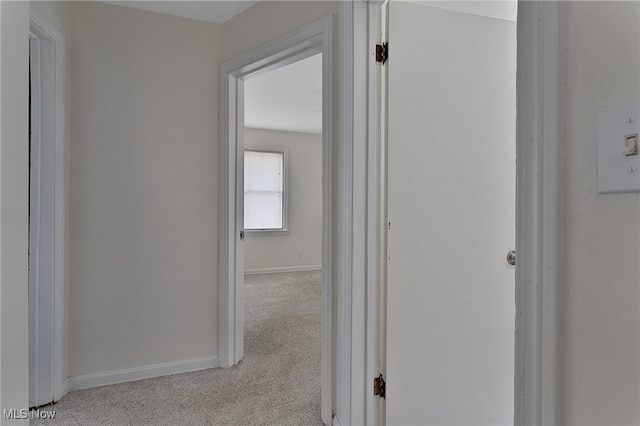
28, 12, 68, 405
514, 2, 563, 424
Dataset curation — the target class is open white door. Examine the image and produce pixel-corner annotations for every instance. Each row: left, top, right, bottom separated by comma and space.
385, 2, 516, 424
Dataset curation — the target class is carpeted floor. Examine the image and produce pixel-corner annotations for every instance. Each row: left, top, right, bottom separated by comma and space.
32, 271, 323, 426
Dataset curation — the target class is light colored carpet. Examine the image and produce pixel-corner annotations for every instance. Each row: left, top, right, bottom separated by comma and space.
32, 271, 323, 426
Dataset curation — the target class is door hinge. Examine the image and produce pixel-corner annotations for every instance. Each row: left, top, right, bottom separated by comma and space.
373, 373, 386, 398
376, 43, 388, 64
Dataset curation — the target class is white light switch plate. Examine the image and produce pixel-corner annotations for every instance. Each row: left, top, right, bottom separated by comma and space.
596, 97, 640, 193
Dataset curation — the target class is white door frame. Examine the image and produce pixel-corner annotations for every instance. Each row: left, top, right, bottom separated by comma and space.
514, 2, 563, 424
28, 13, 67, 406
355, 1, 563, 424
345, 1, 387, 424
218, 16, 338, 425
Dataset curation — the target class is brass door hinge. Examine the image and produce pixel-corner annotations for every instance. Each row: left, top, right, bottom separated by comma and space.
373, 373, 386, 398
376, 43, 388, 64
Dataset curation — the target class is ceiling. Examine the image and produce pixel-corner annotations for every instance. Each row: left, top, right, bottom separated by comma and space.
244, 54, 323, 135
103, 1, 259, 24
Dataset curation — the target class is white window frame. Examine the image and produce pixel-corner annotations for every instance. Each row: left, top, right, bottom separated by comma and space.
243, 148, 290, 236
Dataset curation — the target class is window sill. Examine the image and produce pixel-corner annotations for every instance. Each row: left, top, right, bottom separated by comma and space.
245, 229, 290, 237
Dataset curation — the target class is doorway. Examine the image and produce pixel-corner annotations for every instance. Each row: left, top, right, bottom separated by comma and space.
218, 16, 335, 425
242, 53, 324, 421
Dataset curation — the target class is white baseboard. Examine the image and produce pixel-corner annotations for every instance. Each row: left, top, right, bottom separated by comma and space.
332, 415, 343, 426
244, 265, 322, 275
67, 356, 218, 391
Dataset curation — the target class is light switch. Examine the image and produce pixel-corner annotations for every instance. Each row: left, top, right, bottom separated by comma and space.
596, 97, 640, 193
624, 133, 638, 156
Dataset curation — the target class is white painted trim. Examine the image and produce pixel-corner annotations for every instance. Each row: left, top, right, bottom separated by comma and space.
218, 16, 336, 426
245, 229, 290, 237
320, 18, 335, 426
67, 357, 218, 391
244, 265, 322, 275
29, 28, 45, 409
28, 13, 67, 406
331, 415, 343, 426
515, 2, 562, 425
234, 78, 246, 366
336, 2, 354, 424
336, 1, 386, 424
347, 2, 387, 424
219, 46, 237, 370
363, 2, 386, 425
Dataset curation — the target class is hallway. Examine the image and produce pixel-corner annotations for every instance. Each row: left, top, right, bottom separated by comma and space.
32, 271, 322, 426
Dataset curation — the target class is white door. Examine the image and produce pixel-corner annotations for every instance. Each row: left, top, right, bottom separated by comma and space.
386, 2, 516, 425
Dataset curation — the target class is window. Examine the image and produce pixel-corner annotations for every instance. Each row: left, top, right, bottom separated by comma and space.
244, 150, 288, 234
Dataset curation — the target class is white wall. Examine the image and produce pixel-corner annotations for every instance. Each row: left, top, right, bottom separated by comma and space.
0, 1, 30, 423
67, 2, 220, 378
244, 129, 322, 273
563, 2, 640, 424
31, 0, 71, 35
